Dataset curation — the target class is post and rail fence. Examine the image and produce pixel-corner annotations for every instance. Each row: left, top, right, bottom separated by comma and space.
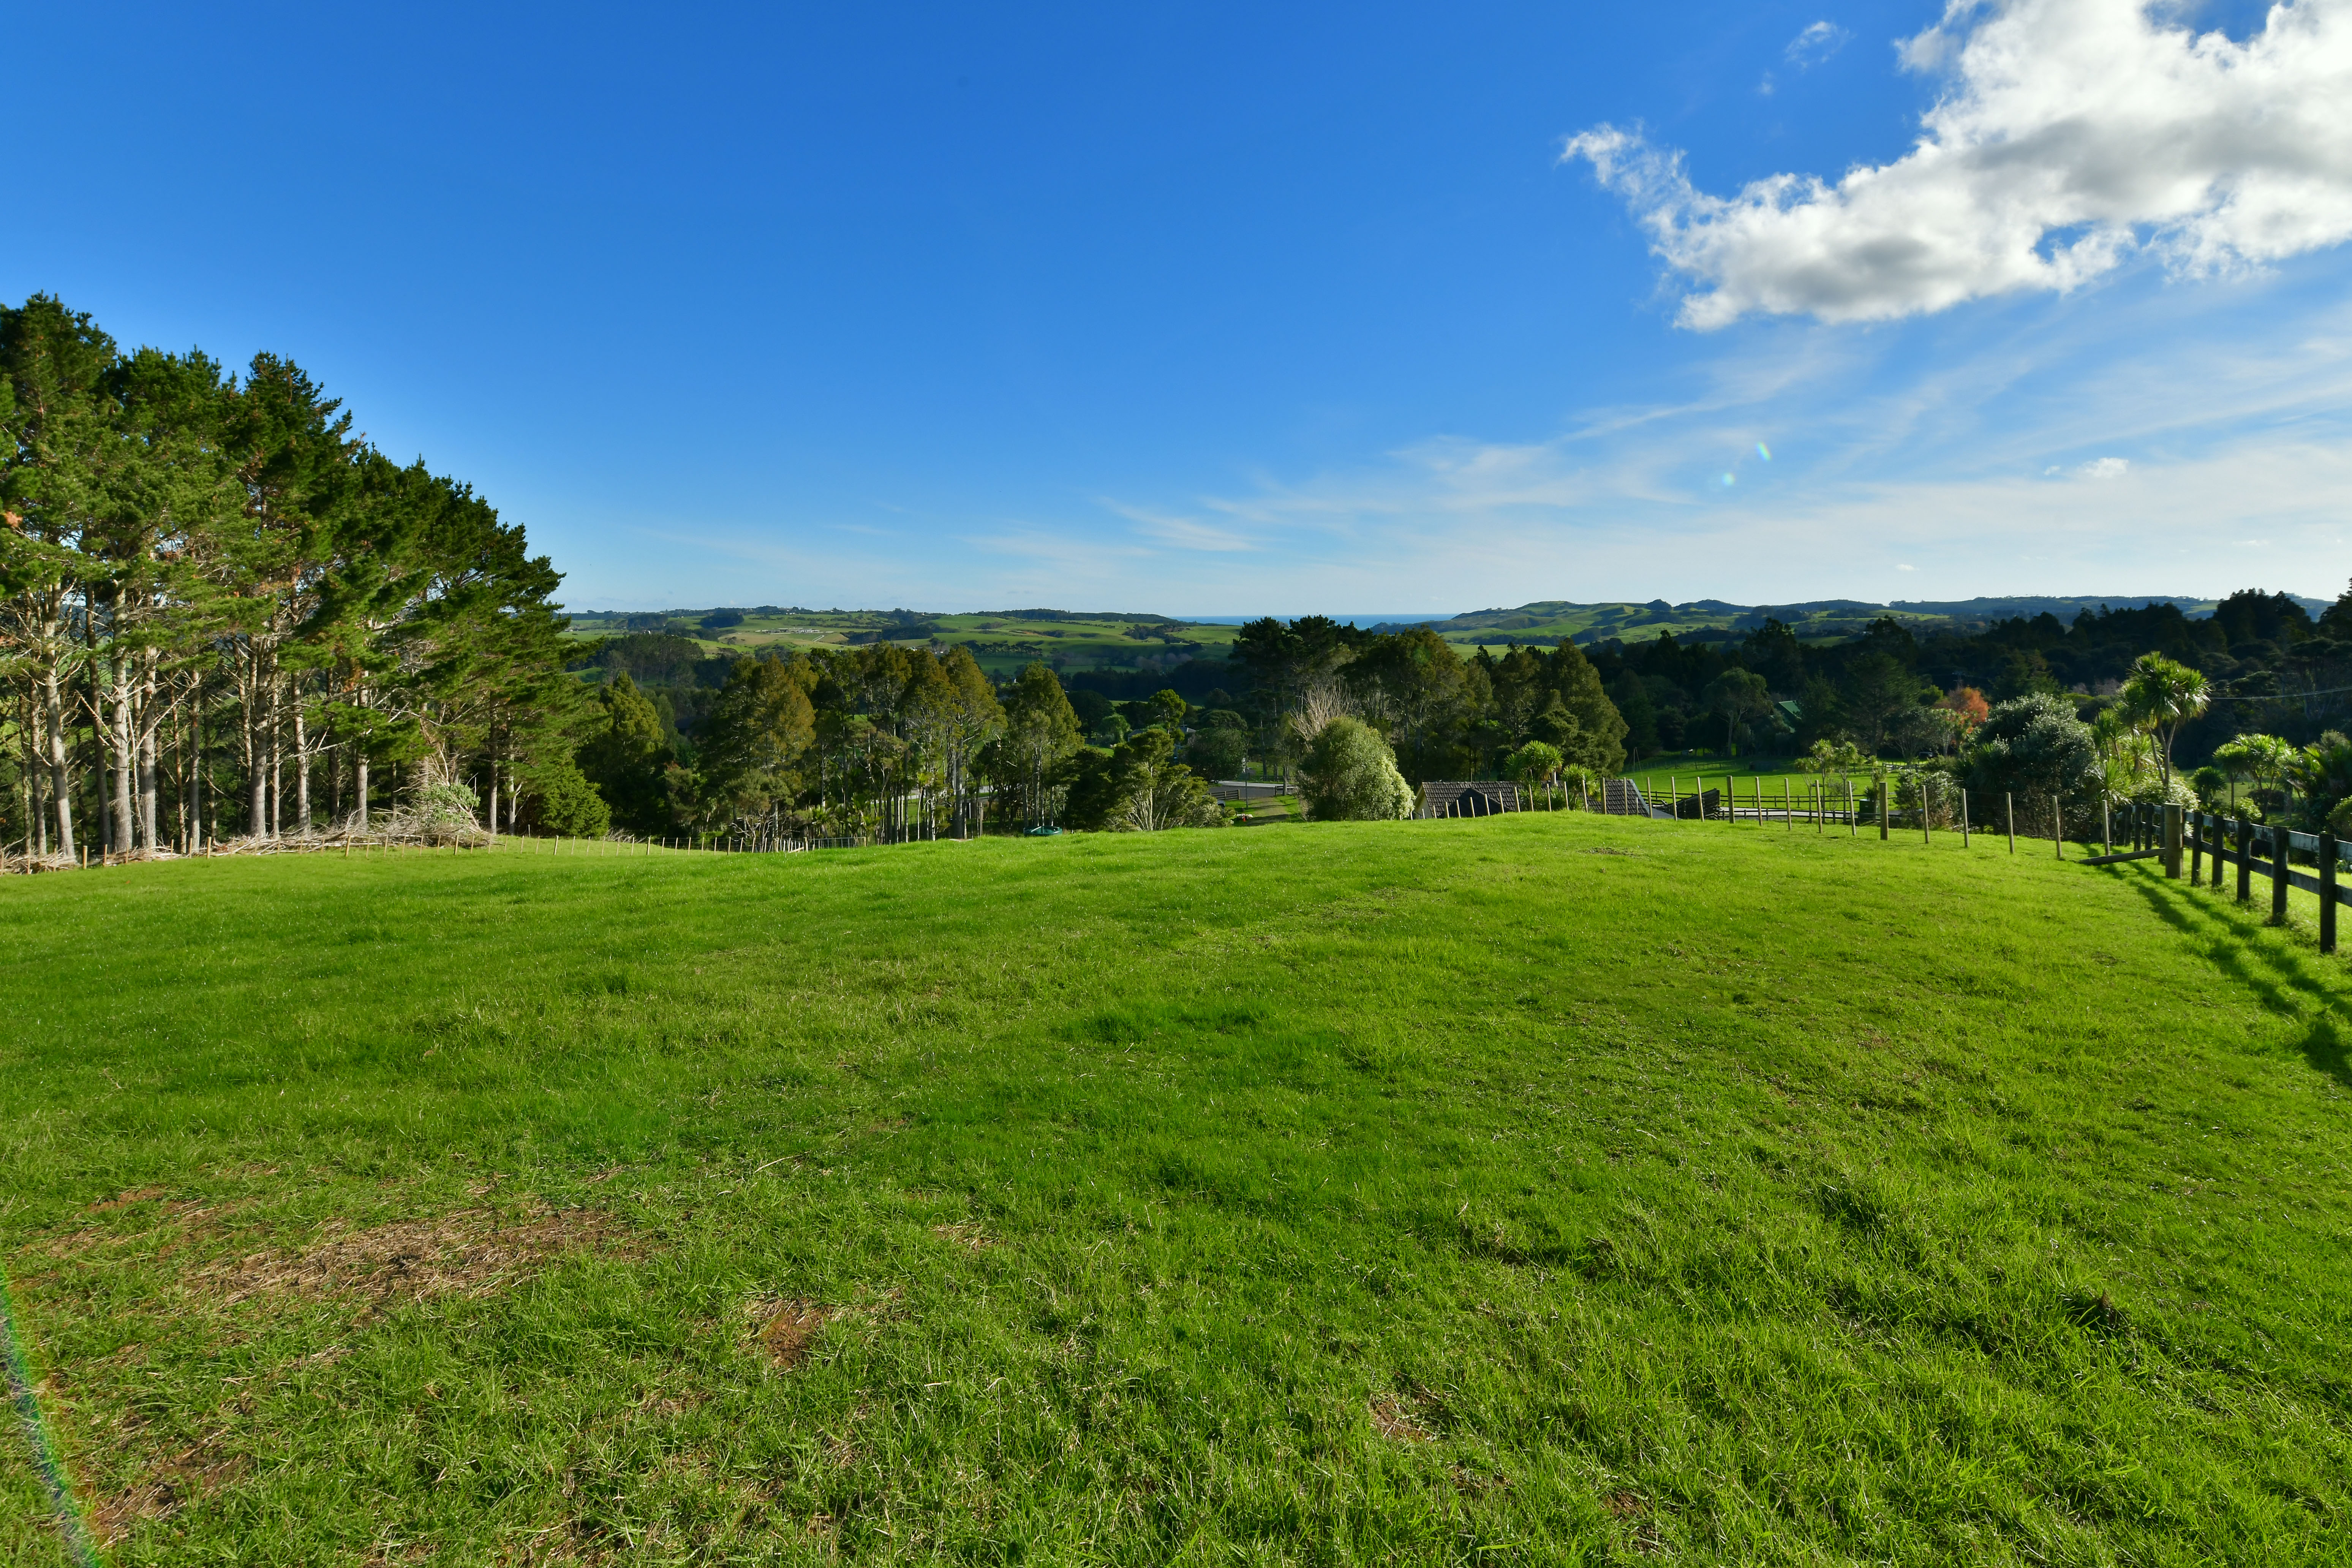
1573, 771, 2352, 952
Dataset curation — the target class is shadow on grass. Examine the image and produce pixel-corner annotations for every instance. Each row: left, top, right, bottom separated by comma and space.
2111, 865, 2352, 1088
2299, 1015, 2352, 1085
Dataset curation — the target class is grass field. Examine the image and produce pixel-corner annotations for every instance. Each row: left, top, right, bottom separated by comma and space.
3, 813, 2348, 1564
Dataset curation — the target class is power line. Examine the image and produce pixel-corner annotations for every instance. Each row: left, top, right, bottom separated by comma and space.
2221, 689, 2352, 702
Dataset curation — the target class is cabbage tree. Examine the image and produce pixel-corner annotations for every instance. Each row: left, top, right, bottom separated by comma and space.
2213, 732, 2295, 814
2120, 653, 2210, 788
1504, 740, 1564, 808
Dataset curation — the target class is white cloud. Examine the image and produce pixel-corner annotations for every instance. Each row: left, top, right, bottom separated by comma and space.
1102, 501, 1258, 553
558, 278, 2352, 612
1785, 20, 1850, 67
1134, 287, 2352, 605
1566, 0, 2352, 328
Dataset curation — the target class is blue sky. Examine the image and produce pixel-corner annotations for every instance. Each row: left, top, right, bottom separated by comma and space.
13, 0, 2350, 615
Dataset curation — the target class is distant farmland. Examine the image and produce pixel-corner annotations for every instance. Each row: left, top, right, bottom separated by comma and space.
565, 593, 2324, 670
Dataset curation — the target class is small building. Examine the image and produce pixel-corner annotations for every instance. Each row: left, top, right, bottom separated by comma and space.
1597, 778, 1675, 819
1416, 781, 1527, 819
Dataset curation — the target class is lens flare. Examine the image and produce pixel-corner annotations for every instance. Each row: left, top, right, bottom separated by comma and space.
1756, 442, 1773, 461
1721, 473, 1736, 487
2, 1268, 95, 1565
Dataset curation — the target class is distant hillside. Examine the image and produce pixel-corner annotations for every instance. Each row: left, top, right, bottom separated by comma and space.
561, 606, 1242, 688
1367, 594, 2333, 648
566, 594, 2338, 663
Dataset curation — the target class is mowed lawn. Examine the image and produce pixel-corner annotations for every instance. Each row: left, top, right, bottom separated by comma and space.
2, 814, 2347, 1565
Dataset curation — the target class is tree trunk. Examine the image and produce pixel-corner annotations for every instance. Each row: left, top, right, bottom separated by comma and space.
86, 650, 111, 855
17, 695, 33, 858
246, 656, 266, 837
111, 658, 136, 854
294, 701, 311, 833
357, 756, 370, 832
267, 674, 283, 837
137, 649, 161, 850
187, 680, 204, 852
43, 662, 75, 858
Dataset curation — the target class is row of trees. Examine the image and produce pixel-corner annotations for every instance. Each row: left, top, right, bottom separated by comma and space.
1224, 618, 1630, 786
580, 646, 1257, 838
1817, 651, 2214, 836
1775, 645, 2352, 842
0, 295, 596, 863
580, 644, 1042, 841
1592, 590, 2352, 770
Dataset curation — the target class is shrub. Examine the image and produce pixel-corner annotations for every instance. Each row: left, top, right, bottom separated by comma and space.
1062, 730, 1222, 832
388, 779, 490, 847
1185, 724, 1249, 782
1963, 693, 2103, 804
1300, 719, 1414, 822
536, 762, 614, 840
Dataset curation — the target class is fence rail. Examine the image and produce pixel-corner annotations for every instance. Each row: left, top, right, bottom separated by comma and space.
1580, 774, 2350, 952
2158, 806, 2352, 952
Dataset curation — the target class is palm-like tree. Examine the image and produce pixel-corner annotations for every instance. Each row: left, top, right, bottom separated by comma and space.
2286, 732, 2352, 826
2120, 653, 2210, 788
2213, 732, 2296, 814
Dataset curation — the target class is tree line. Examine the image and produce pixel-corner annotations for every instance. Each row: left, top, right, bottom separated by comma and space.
571, 615, 1637, 838
1, 295, 593, 864
16, 278, 2340, 866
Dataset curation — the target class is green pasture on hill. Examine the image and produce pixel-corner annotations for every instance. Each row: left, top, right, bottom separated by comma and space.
564, 609, 1245, 679
2, 815, 2348, 1564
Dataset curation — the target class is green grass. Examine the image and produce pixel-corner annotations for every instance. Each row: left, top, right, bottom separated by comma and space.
3, 814, 2348, 1564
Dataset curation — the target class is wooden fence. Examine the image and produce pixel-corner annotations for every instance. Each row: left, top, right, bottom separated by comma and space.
2118, 804, 2352, 954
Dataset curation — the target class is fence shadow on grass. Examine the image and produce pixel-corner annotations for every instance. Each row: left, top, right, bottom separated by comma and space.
2298, 1015, 2352, 1087
2110, 865, 2352, 1088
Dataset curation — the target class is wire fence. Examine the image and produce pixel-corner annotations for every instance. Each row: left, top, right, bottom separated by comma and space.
1573, 773, 2352, 948
1, 822, 971, 873
1589, 773, 2085, 844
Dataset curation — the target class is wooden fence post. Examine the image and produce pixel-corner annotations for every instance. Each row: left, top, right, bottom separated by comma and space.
2191, 810, 2203, 881
2271, 824, 2290, 925
2005, 793, 2015, 854
1879, 778, 1890, 841
2102, 795, 2112, 855
2053, 795, 2063, 858
2324, 831, 2339, 955
2237, 815, 2253, 903
2162, 803, 2182, 878
2210, 812, 2225, 888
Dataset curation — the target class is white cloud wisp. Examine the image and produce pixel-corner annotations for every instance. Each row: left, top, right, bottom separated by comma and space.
1785, 20, 1851, 68
1567, 0, 2352, 328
